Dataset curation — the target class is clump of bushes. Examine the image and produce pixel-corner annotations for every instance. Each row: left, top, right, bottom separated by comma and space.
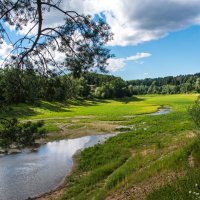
0, 118, 45, 149
188, 97, 200, 128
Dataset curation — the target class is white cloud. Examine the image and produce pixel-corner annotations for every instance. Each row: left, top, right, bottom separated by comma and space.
127, 53, 152, 61
5, 0, 200, 46
0, 59, 4, 66
107, 52, 152, 72
0, 41, 12, 59
135, 61, 144, 65
0, 41, 13, 66
32, 0, 200, 46
107, 58, 126, 72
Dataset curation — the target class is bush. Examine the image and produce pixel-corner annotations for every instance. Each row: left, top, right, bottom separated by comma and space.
188, 97, 200, 128
0, 118, 45, 149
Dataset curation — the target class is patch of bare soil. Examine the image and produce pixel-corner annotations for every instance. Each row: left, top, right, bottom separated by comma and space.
57, 120, 120, 139
106, 172, 185, 200
186, 132, 196, 138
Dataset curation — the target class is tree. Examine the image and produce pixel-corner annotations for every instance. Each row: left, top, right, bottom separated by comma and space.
147, 81, 158, 94
95, 83, 114, 98
0, 0, 113, 76
180, 82, 192, 93
111, 78, 127, 98
195, 78, 200, 93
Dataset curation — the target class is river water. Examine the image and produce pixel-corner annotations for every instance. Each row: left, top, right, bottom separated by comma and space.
147, 107, 171, 116
0, 134, 114, 200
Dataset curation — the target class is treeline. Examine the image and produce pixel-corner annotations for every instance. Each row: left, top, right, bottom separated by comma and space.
0, 68, 92, 104
128, 73, 200, 95
0, 68, 200, 105
0, 68, 133, 105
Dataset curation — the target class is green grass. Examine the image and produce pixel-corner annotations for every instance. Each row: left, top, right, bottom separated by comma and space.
146, 139, 200, 200
1, 94, 195, 120
1, 94, 198, 199
57, 94, 200, 200
1, 96, 161, 120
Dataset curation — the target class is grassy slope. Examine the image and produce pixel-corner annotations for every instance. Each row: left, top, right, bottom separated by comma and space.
56, 94, 199, 200
2, 94, 199, 199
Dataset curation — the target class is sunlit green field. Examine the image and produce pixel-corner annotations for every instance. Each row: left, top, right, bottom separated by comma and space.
2, 94, 196, 120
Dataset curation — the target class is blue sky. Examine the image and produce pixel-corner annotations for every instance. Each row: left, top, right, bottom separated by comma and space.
1, 0, 200, 80
110, 25, 200, 80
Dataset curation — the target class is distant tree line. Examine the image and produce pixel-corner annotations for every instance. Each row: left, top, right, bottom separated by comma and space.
128, 73, 200, 95
0, 68, 200, 106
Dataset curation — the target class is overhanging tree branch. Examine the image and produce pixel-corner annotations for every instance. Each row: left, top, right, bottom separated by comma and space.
0, 0, 113, 77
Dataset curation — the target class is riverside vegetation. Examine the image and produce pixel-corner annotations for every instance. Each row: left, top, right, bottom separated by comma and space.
1, 94, 200, 200
57, 94, 200, 200
1, 3, 200, 199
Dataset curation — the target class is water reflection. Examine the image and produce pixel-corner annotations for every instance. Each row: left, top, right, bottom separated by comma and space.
0, 134, 114, 200
148, 108, 171, 116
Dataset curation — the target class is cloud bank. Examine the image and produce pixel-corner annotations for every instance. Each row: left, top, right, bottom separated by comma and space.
30, 0, 200, 46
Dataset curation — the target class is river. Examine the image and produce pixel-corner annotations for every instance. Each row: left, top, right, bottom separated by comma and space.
0, 134, 114, 200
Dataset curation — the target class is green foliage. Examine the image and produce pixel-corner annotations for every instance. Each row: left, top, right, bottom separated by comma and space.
0, 1, 113, 78
196, 78, 200, 93
128, 73, 200, 95
188, 97, 200, 128
0, 69, 199, 106
0, 68, 92, 104
0, 118, 45, 149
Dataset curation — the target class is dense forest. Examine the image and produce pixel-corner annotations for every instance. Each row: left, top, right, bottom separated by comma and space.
0, 67, 200, 106
128, 73, 200, 95
0, 67, 132, 105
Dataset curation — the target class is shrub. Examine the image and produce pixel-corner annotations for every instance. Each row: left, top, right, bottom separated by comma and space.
0, 118, 45, 149
188, 97, 200, 128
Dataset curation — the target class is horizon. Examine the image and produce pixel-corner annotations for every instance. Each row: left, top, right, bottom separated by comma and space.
123, 71, 200, 81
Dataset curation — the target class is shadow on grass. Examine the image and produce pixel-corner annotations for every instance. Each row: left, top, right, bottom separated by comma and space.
114, 96, 144, 104
0, 105, 39, 119
0, 96, 145, 119
68, 96, 144, 106
36, 101, 70, 112
0, 101, 71, 119
67, 98, 110, 107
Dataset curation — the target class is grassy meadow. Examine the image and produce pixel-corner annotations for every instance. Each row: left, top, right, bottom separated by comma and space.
53, 94, 199, 200
2, 94, 200, 199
